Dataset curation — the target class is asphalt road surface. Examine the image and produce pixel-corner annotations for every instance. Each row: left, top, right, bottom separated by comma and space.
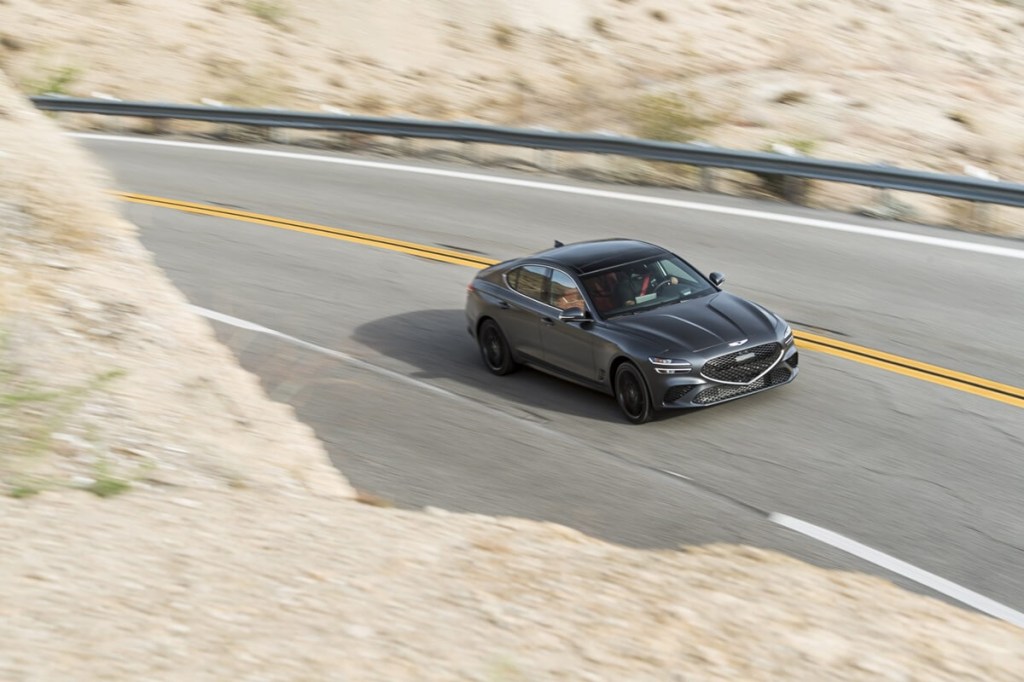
82, 134, 1024, 620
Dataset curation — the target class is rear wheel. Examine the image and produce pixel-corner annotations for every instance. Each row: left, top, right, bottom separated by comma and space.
614, 362, 654, 424
478, 319, 518, 375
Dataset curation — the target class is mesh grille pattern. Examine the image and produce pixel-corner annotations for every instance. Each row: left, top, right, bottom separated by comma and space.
702, 342, 782, 383
664, 385, 695, 403
694, 366, 792, 405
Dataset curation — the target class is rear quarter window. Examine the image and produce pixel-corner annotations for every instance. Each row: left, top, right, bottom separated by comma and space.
506, 265, 549, 302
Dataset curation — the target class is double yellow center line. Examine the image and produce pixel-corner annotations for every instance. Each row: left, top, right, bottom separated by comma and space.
120, 192, 1024, 410
121, 192, 494, 269
795, 331, 1023, 409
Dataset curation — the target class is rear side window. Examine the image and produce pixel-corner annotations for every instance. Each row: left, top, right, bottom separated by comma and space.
506, 265, 549, 303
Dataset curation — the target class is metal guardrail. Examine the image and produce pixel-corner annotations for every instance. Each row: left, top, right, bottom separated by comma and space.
31, 95, 1024, 209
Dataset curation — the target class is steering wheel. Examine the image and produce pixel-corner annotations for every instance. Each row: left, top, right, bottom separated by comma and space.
653, 278, 674, 295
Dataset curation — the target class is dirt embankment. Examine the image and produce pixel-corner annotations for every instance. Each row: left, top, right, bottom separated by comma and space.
2, 69, 1024, 679
2, 0, 1024, 232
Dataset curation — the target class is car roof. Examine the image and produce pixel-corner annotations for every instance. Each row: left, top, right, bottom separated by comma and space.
526, 239, 668, 275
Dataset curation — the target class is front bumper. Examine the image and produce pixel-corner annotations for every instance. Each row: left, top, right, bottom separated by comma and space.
653, 344, 799, 409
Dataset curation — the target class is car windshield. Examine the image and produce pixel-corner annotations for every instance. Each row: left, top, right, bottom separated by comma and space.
581, 255, 715, 318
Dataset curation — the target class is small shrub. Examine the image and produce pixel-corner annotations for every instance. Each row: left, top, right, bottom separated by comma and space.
492, 23, 516, 49
631, 92, 710, 143
591, 17, 613, 37
774, 89, 809, 105
0, 33, 25, 51
27, 66, 81, 96
245, 0, 288, 27
649, 9, 669, 22
87, 475, 131, 498
356, 92, 388, 114
8, 484, 41, 499
946, 110, 975, 131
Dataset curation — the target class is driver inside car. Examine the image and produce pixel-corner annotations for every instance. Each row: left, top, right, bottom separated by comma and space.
618, 264, 678, 306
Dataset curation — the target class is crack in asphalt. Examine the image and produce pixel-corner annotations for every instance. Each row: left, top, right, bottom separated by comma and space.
965, 524, 1024, 556
860, 465, 976, 509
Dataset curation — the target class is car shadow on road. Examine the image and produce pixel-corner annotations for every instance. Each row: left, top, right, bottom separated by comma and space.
351, 308, 705, 425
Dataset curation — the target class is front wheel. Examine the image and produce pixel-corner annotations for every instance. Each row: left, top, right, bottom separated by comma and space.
478, 319, 518, 375
614, 362, 654, 424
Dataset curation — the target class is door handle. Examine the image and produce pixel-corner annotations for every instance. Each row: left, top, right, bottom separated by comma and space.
497, 300, 511, 310
542, 316, 556, 326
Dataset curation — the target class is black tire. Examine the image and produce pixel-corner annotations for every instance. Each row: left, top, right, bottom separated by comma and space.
614, 362, 654, 424
478, 319, 518, 376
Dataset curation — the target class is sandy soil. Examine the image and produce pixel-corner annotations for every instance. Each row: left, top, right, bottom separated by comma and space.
1, 0, 1023, 232
2, 65, 1024, 679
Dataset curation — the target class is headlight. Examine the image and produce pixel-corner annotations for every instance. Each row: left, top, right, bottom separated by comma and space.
649, 357, 692, 374
782, 324, 794, 346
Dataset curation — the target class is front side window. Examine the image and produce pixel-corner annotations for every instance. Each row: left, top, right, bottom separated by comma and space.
548, 269, 586, 311
506, 265, 549, 303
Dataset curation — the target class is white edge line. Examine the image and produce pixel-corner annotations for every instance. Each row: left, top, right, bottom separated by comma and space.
190, 305, 567, 440
770, 512, 1024, 628
75, 133, 1024, 261
194, 305, 462, 401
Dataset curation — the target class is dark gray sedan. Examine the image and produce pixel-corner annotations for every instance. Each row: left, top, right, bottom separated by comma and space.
465, 239, 798, 423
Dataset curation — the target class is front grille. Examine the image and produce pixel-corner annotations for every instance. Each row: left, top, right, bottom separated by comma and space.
694, 366, 792, 405
664, 385, 695, 403
701, 342, 782, 384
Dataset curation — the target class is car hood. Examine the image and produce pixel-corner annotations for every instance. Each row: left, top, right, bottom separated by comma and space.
610, 292, 779, 353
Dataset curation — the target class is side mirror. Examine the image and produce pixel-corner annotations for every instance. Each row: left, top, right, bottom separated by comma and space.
709, 272, 725, 286
558, 307, 588, 322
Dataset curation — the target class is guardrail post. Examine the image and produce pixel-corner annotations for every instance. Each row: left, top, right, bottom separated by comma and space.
91, 92, 123, 132
201, 98, 228, 138
531, 127, 558, 172
539, 149, 557, 172
319, 105, 352, 150
700, 166, 715, 192
398, 136, 413, 156
771, 143, 806, 205
965, 165, 997, 230
264, 107, 291, 144
691, 142, 715, 192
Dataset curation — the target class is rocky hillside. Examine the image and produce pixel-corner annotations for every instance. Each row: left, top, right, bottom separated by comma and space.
2, 0, 1023, 231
